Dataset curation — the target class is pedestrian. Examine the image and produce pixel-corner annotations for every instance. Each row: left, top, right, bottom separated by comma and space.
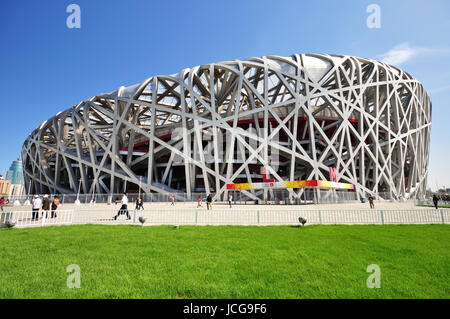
228, 193, 233, 208
114, 193, 130, 220
206, 194, 212, 210
368, 194, 375, 209
197, 195, 202, 208
432, 194, 439, 210
42, 195, 50, 219
32, 195, 41, 221
170, 193, 175, 206
51, 196, 60, 218
135, 197, 144, 210
0, 197, 5, 211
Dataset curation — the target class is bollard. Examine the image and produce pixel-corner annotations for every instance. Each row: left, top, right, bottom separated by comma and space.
257, 210, 260, 225
195, 210, 198, 225
318, 210, 322, 224
380, 210, 384, 225
440, 209, 445, 224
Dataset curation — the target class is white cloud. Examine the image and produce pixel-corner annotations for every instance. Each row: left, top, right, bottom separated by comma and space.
377, 42, 435, 66
428, 84, 450, 95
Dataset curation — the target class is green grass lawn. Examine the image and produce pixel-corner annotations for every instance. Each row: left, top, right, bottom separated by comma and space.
0, 224, 449, 299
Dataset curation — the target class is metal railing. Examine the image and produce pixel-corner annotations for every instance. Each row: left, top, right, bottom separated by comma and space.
0, 209, 74, 228
4, 193, 210, 205
415, 198, 450, 207
2, 208, 449, 228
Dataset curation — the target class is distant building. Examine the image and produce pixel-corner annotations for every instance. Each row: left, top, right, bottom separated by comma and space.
0, 179, 11, 197
5, 158, 25, 197
6, 158, 24, 185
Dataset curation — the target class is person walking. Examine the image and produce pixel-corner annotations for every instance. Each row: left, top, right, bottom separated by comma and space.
228, 193, 233, 208
32, 195, 41, 221
0, 197, 5, 211
135, 197, 144, 210
432, 194, 439, 210
170, 193, 175, 206
51, 196, 60, 218
368, 194, 375, 209
114, 193, 130, 220
197, 195, 202, 208
42, 195, 50, 219
206, 194, 212, 210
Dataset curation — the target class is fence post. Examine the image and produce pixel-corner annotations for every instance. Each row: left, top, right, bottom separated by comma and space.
440, 209, 445, 224
133, 209, 136, 224
195, 210, 198, 225
42, 210, 47, 226
318, 210, 322, 224
257, 210, 260, 225
71, 210, 75, 224
380, 210, 384, 225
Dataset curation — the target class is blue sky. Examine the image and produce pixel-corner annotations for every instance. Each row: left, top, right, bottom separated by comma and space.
0, 0, 449, 190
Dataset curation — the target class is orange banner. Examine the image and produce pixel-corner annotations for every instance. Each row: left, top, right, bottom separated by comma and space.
226, 180, 354, 190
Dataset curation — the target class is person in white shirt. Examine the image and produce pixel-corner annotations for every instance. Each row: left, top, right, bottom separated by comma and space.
32, 195, 41, 221
114, 193, 130, 220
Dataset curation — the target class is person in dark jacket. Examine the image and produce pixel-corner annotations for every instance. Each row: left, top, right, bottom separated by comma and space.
432, 195, 439, 209
206, 194, 212, 210
42, 195, 50, 219
135, 197, 144, 210
368, 194, 375, 209
51, 196, 60, 218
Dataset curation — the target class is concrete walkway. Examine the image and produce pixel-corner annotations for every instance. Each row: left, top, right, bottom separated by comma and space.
5, 199, 429, 212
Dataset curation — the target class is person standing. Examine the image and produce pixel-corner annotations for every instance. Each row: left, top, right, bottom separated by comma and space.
432, 194, 439, 210
197, 195, 202, 208
170, 193, 175, 206
51, 196, 60, 218
228, 193, 233, 208
42, 195, 50, 219
114, 193, 130, 220
206, 194, 212, 210
0, 197, 5, 211
32, 195, 41, 221
368, 194, 375, 209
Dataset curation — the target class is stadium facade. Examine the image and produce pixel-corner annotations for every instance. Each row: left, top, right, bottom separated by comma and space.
22, 54, 432, 201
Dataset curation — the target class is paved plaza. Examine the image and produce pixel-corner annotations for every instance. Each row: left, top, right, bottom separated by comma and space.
3, 199, 431, 212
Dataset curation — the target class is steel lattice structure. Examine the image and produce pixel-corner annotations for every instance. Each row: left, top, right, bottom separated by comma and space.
22, 54, 432, 201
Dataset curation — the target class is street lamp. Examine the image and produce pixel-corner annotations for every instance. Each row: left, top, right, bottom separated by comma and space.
138, 176, 142, 200
74, 179, 82, 205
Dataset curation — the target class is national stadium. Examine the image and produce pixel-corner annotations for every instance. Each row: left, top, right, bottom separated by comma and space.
21, 53, 432, 202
